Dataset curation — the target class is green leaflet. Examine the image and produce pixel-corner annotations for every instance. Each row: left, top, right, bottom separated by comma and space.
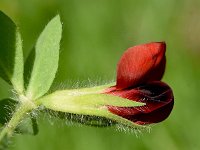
37, 85, 146, 129
26, 15, 62, 100
0, 11, 24, 93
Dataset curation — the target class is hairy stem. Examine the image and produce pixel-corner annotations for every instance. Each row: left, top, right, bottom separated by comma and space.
0, 96, 36, 143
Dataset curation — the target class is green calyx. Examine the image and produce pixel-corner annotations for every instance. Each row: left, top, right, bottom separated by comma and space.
37, 84, 146, 129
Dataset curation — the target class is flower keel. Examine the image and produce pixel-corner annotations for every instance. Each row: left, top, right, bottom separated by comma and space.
106, 81, 174, 125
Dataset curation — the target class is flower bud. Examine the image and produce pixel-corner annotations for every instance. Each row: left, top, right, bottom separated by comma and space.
104, 42, 174, 125
39, 42, 174, 128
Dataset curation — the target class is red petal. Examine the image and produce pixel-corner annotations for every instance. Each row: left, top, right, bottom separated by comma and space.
116, 42, 166, 89
106, 81, 174, 124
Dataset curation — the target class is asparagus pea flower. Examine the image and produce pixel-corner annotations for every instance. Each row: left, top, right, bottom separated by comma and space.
104, 42, 174, 125
39, 42, 174, 128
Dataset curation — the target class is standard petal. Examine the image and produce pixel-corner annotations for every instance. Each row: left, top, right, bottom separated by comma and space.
106, 81, 174, 124
116, 42, 166, 89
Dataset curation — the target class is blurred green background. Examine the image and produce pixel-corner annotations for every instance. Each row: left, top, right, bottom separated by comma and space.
0, 0, 200, 149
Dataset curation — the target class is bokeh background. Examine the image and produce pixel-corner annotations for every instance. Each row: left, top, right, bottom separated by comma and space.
0, 0, 200, 150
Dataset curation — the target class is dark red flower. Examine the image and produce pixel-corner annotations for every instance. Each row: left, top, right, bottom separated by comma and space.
104, 42, 174, 125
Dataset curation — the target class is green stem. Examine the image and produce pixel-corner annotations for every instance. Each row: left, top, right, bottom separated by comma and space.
0, 101, 34, 143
